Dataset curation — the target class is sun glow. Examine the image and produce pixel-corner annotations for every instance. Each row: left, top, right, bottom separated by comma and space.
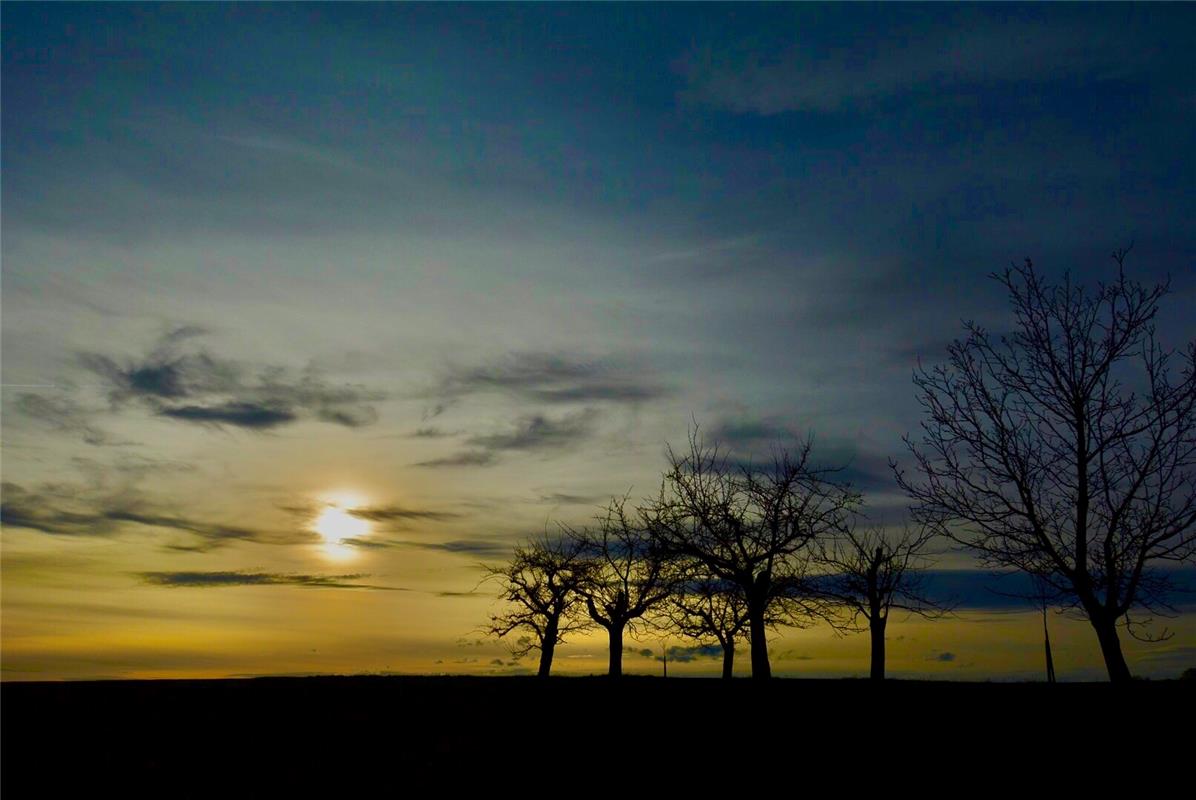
313, 492, 371, 559
315, 507, 369, 542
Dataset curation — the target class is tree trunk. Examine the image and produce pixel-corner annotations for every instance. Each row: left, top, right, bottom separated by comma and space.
607, 623, 624, 678
869, 617, 886, 681
1043, 605, 1056, 683
748, 600, 771, 681
1091, 612, 1132, 684
721, 639, 735, 680
538, 617, 559, 678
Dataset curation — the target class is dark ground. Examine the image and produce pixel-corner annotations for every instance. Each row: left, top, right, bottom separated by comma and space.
2, 676, 1189, 792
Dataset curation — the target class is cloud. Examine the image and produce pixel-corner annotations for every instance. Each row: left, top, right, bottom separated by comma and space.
708, 418, 796, 449
159, 402, 297, 429
436, 352, 667, 406
346, 537, 512, 559
927, 651, 957, 663
415, 539, 513, 558
14, 392, 119, 446
139, 571, 402, 590
657, 644, 723, 663
466, 410, 599, 452
79, 328, 383, 431
680, 14, 1131, 115
1, 482, 314, 551
348, 504, 461, 523
1, 487, 122, 537
414, 451, 498, 468
536, 492, 609, 506
416, 410, 600, 468
625, 644, 722, 663
411, 426, 453, 438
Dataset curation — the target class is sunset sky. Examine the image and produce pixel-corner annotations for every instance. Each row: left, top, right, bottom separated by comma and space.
3, 3, 1194, 681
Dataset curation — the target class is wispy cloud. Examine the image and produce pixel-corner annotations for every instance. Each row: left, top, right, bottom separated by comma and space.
410, 426, 453, 438
436, 352, 667, 406
79, 327, 383, 431
345, 537, 513, 559
680, 15, 1131, 115
415, 410, 600, 468
139, 571, 402, 590
414, 450, 499, 469
466, 410, 600, 452
14, 392, 121, 446
348, 504, 461, 523
625, 644, 723, 663
535, 491, 609, 506
159, 402, 297, 429
1, 482, 314, 551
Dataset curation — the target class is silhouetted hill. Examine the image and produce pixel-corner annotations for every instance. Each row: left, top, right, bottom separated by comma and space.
3, 675, 1189, 793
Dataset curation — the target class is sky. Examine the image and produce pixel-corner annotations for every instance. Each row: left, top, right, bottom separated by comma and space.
3, 3, 1194, 681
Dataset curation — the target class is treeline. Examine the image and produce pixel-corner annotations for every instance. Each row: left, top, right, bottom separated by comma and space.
485, 431, 946, 681
482, 250, 1196, 683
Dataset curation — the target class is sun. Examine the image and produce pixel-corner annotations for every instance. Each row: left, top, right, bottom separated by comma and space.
314, 506, 369, 543
311, 492, 371, 559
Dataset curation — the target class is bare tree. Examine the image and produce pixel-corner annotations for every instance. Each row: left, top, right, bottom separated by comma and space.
567, 496, 675, 677
646, 428, 862, 680
896, 250, 1196, 683
484, 532, 594, 678
816, 522, 950, 681
665, 573, 755, 680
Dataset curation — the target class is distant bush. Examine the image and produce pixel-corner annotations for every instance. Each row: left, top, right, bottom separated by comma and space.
1181, 668, 1196, 681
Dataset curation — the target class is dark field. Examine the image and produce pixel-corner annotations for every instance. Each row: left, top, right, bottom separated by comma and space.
3, 676, 1190, 792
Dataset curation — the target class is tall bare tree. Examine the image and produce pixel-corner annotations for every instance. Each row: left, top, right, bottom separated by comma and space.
896, 250, 1196, 682
646, 428, 862, 680
484, 532, 594, 678
567, 497, 675, 677
816, 522, 950, 681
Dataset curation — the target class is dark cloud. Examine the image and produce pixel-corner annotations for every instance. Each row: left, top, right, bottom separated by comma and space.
1, 482, 313, 551
416, 410, 600, 468
708, 418, 796, 449
624, 644, 722, 663
340, 536, 512, 559
411, 426, 452, 438
1, 490, 121, 537
703, 422, 896, 493
437, 352, 667, 406
437, 590, 481, 598
466, 410, 599, 452
656, 645, 723, 663
680, 12, 1149, 115
414, 451, 498, 468
71, 454, 197, 482
807, 567, 1196, 612
14, 392, 117, 446
139, 571, 402, 590
927, 651, 957, 663
79, 328, 383, 431
422, 539, 511, 557
536, 492, 609, 506
159, 402, 296, 429
348, 504, 461, 523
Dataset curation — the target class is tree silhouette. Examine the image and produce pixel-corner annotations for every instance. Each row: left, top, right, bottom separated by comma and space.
566, 496, 675, 677
484, 532, 594, 678
816, 522, 950, 681
665, 572, 766, 680
646, 428, 862, 680
896, 249, 1196, 683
